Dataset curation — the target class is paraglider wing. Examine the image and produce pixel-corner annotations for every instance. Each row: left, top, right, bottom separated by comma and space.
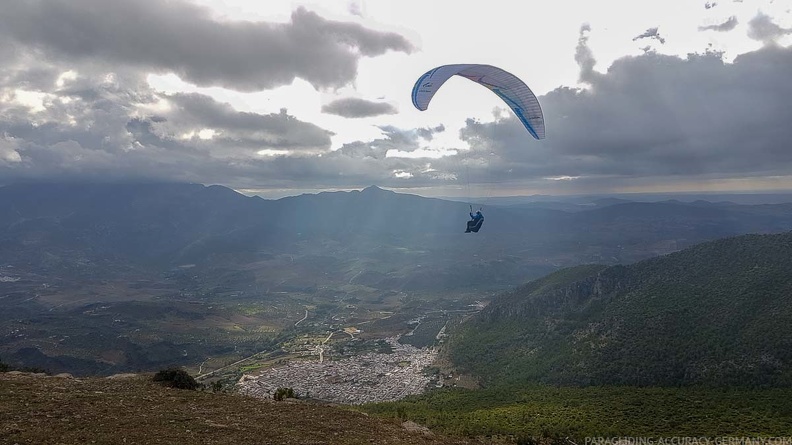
411, 64, 545, 140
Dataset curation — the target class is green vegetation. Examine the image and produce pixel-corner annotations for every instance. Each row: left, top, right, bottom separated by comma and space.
0, 356, 49, 375
359, 232, 792, 441
209, 380, 223, 392
0, 294, 287, 376
152, 367, 200, 390
400, 315, 448, 348
448, 232, 792, 387
1, 264, 477, 378
273, 387, 297, 401
362, 385, 792, 439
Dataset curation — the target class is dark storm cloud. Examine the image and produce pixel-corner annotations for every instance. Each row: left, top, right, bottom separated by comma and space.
321, 97, 398, 118
0, 61, 438, 190
699, 16, 739, 32
0, 69, 157, 155
747, 12, 792, 44
0, 0, 414, 91
1, 65, 62, 92
0, 0, 421, 190
456, 43, 792, 191
633, 27, 666, 44
0, 66, 338, 186
160, 93, 332, 152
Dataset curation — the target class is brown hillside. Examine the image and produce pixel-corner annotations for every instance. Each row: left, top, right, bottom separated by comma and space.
0, 372, 484, 445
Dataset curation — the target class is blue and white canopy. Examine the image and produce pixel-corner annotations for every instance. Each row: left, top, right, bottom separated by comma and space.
411, 64, 545, 140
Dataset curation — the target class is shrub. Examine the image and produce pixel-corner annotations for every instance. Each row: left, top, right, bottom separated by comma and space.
152, 367, 200, 390
0, 357, 47, 374
209, 380, 223, 393
273, 387, 296, 401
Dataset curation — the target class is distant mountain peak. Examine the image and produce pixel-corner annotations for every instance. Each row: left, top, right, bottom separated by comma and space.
360, 185, 391, 194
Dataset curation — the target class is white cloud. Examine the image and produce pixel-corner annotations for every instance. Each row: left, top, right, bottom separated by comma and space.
393, 170, 413, 179
0, 136, 23, 164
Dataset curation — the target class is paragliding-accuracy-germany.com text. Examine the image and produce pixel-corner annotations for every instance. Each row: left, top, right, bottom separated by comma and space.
585, 437, 792, 445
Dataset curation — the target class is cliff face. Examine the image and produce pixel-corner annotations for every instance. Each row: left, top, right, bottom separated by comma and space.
448, 232, 792, 387
480, 264, 626, 320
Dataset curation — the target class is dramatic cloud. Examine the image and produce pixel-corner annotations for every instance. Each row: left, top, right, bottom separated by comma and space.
633, 27, 667, 44
456, 44, 792, 192
699, 16, 739, 32
1, 1, 791, 195
0, 0, 414, 92
5, 37, 791, 193
0, 58, 447, 190
748, 13, 792, 44
0, 64, 335, 185
158, 93, 332, 154
322, 98, 398, 118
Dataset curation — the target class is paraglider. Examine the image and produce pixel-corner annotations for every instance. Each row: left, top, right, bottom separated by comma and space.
411, 64, 545, 140
465, 206, 484, 233
412, 64, 544, 234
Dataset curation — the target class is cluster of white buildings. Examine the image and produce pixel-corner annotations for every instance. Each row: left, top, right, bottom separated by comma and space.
237, 337, 437, 404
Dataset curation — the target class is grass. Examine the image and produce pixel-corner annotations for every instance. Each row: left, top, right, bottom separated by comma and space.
1, 372, 489, 445
361, 385, 792, 440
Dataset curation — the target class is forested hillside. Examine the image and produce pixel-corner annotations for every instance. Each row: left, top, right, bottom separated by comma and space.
448, 231, 792, 387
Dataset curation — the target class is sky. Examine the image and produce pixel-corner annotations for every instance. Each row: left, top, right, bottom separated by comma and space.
0, 0, 791, 198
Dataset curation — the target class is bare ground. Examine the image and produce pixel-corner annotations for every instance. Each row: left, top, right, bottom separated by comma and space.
1, 372, 490, 445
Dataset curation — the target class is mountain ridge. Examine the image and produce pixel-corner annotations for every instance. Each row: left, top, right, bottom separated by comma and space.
448, 231, 792, 387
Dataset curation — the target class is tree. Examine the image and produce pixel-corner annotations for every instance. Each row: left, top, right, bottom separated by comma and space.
152, 367, 200, 390
273, 387, 296, 401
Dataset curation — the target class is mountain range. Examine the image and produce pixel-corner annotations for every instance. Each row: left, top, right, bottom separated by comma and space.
3, 182, 792, 375
4, 182, 792, 293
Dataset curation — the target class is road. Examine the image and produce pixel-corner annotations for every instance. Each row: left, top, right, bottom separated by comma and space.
294, 309, 309, 326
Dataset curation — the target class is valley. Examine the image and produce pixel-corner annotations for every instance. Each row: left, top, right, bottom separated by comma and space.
4, 183, 792, 438
0, 236, 484, 398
